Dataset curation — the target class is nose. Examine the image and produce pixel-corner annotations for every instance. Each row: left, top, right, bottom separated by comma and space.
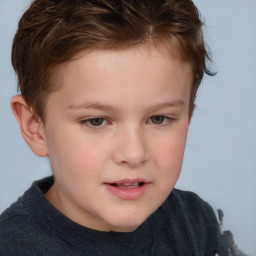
113, 126, 147, 168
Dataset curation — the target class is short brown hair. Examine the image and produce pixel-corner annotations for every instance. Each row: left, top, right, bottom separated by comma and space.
12, 0, 213, 119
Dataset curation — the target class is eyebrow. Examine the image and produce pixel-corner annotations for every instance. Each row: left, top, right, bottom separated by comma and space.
68, 100, 184, 112
68, 103, 119, 112
144, 101, 184, 112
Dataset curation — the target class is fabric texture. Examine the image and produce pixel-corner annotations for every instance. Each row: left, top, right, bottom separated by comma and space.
0, 176, 230, 256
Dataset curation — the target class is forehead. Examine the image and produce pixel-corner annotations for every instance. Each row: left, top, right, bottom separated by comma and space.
45, 44, 192, 115
55, 43, 192, 86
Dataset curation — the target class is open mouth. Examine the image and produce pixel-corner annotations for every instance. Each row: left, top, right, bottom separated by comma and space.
109, 182, 145, 189
105, 180, 150, 200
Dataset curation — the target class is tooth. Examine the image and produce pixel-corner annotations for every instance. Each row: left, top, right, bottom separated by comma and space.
123, 183, 138, 186
115, 182, 140, 189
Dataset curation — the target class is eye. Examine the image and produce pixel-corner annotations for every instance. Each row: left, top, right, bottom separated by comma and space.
149, 115, 172, 125
80, 117, 107, 127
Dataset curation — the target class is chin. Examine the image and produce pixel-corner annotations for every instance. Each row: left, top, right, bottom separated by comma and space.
106, 212, 150, 232
109, 222, 142, 233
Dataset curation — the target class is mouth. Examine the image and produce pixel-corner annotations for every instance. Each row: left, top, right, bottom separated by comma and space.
109, 182, 145, 189
104, 179, 151, 200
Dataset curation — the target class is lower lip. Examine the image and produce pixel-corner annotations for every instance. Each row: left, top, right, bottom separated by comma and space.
105, 183, 150, 200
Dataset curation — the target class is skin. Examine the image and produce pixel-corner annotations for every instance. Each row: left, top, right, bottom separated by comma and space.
12, 44, 192, 232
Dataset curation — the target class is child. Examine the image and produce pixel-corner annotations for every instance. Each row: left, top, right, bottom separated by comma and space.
0, 0, 246, 255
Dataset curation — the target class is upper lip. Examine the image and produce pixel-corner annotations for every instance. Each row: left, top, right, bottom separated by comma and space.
105, 178, 151, 185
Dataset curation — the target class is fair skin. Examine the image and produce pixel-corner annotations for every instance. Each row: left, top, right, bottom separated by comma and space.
11, 44, 192, 232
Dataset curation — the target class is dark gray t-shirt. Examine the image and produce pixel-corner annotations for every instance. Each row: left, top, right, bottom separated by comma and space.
0, 176, 228, 255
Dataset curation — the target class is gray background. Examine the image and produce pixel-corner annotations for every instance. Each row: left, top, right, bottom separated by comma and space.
0, 0, 255, 255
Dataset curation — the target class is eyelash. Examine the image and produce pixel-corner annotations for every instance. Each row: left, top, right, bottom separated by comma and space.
80, 117, 108, 129
80, 115, 174, 129
148, 116, 173, 125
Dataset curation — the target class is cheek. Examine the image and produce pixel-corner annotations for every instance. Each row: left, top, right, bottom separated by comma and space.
47, 136, 104, 197
47, 130, 109, 180
152, 127, 188, 176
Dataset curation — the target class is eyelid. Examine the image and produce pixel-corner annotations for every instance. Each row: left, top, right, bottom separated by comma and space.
79, 115, 175, 129
147, 115, 174, 125
80, 117, 109, 129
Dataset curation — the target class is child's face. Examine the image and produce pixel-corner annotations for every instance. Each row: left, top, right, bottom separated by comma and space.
42, 44, 192, 232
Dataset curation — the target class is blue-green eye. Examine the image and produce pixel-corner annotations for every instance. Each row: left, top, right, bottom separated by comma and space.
150, 116, 171, 125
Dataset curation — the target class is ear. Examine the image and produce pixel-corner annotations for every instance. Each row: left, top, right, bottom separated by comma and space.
11, 95, 48, 157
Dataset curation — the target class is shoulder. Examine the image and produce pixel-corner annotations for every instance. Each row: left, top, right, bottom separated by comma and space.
171, 188, 217, 221
172, 188, 210, 205
167, 189, 220, 253
0, 177, 55, 256
0, 178, 50, 236
0, 195, 36, 255
171, 188, 220, 233
0, 193, 33, 232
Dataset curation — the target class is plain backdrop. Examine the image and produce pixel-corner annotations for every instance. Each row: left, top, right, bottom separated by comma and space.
0, 0, 255, 255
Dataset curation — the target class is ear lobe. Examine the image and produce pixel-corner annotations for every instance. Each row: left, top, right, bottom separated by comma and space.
11, 95, 48, 157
